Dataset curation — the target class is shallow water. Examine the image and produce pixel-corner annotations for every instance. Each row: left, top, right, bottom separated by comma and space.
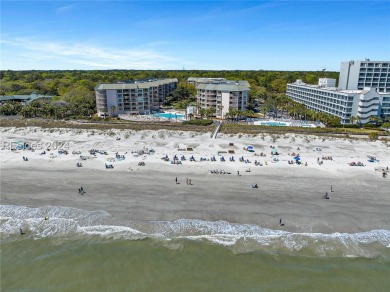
1, 204, 390, 291
2, 238, 390, 291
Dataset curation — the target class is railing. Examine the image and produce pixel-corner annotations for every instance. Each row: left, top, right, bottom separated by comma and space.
210, 121, 223, 139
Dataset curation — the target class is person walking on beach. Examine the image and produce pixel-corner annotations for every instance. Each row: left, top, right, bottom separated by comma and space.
331, 185, 334, 192
279, 218, 285, 226
175, 177, 178, 184
186, 178, 188, 185
189, 179, 192, 185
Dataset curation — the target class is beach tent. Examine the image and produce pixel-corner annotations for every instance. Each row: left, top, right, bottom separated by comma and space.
293, 156, 300, 161
272, 147, 279, 155
15, 141, 24, 150
247, 145, 254, 152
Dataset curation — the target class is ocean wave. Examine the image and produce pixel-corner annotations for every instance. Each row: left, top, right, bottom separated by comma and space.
0, 205, 146, 240
151, 219, 390, 257
1, 205, 389, 257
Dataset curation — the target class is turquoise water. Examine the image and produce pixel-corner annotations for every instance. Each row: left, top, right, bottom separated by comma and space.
260, 121, 288, 126
257, 121, 317, 128
155, 112, 185, 119
1, 205, 390, 291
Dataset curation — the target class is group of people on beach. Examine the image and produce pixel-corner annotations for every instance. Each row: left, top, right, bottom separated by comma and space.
175, 177, 193, 185
322, 185, 334, 199
78, 186, 85, 195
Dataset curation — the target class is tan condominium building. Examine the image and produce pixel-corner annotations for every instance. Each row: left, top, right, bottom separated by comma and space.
188, 78, 251, 119
95, 78, 178, 117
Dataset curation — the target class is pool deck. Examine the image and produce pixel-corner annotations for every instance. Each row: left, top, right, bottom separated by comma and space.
118, 113, 186, 122
252, 119, 323, 128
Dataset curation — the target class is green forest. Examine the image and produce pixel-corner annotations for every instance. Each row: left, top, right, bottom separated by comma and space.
0, 69, 339, 96
0, 69, 343, 125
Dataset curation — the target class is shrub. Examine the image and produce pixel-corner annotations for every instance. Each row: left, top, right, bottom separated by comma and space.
363, 124, 379, 129
368, 132, 379, 141
182, 119, 213, 126
342, 124, 360, 128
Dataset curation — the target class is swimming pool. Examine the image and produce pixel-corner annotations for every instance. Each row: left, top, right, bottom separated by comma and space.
154, 112, 185, 119
254, 121, 290, 126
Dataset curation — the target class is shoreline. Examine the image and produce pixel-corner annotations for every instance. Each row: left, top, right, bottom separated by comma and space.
1, 127, 389, 234
1, 165, 389, 234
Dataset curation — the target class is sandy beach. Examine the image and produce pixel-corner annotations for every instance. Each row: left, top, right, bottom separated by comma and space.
1, 127, 389, 234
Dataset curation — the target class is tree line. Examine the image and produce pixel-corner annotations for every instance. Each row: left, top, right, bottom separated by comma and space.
0, 69, 341, 123
0, 69, 338, 96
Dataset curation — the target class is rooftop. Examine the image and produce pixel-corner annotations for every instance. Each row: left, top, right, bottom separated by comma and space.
288, 80, 376, 95
188, 77, 250, 91
96, 78, 178, 90
196, 82, 250, 92
0, 93, 54, 103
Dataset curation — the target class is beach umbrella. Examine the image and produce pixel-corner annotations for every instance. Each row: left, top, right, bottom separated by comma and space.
294, 156, 300, 161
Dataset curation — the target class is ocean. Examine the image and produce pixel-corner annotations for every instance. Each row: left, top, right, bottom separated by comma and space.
1, 205, 390, 291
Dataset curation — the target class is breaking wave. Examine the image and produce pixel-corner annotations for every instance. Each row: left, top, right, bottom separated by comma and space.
1, 205, 389, 258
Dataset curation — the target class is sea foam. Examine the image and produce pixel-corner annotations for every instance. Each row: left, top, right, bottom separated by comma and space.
1, 205, 389, 257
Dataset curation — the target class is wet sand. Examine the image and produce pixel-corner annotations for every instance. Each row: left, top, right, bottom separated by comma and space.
1, 165, 389, 233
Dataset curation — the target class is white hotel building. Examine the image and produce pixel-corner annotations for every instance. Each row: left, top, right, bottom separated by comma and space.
339, 60, 390, 93
287, 60, 390, 124
95, 79, 177, 116
188, 78, 250, 119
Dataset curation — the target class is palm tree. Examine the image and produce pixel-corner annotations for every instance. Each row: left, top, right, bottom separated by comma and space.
206, 107, 215, 119
260, 106, 268, 118
199, 108, 206, 119
228, 108, 237, 121
350, 115, 356, 125
216, 105, 223, 119
110, 105, 116, 117
356, 115, 361, 127
369, 115, 382, 126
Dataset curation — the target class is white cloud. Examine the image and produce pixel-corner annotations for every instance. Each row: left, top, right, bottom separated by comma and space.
1, 37, 187, 69
56, 3, 81, 14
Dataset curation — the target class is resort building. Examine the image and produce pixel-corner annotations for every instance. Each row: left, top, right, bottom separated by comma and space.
95, 78, 178, 117
188, 77, 251, 119
186, 103, 198, 118
286, 60, 390, 124
0, 93, 54, 105
339, 60, 390, 93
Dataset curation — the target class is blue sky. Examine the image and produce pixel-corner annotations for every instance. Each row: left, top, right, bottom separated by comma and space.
1, 1, 389, 71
